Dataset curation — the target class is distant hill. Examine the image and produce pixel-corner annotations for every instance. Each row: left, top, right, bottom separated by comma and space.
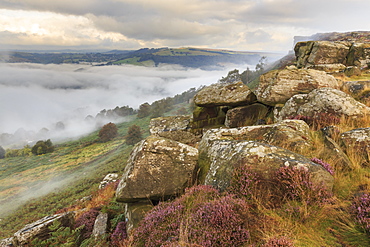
0, 47, 282, 69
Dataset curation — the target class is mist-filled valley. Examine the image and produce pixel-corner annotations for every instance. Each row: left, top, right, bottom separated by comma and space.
0, 63, 253, 148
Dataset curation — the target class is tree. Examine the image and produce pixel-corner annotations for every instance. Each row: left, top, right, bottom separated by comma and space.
137, 103, 151, 118
125, 125, 143, 145
31, 139, 54, 155
0, 146, 5, 159
98, 122, 118, 142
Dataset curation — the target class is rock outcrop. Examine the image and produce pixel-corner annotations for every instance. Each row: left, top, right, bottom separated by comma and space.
92, 212, 108, 238
99, 173, 119, 189
225, 103, 270, 128
149, 115, 197, 144
295, 41, 351, 69
193, 81, 256, 107
115, 136, 198, 202
12, 212, 74, 246
341, 128, 370, 155
198, 139, 334, 192
201, 119, 312, 152
255, 68, 340, 106
278, 88, 370, 120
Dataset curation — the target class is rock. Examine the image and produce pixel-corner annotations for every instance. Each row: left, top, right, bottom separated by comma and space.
190, 106, 227, 132
340, 128, 370, 155
150, 116, 197, 144
201, 119, 311, 153
197, 139, 334, 193
92, 212, 108, 238
344, 66, 362, 77
308, 63, 347, 73
323, 136, 352, 170
193, 81, 256, 107
125, 201, 153, 234
99, 173, 119, 189
346, 43, 370, 69
225, 103, 270, 128
0, 238, 13, 247
342, 80, 370, 97
255, 68, 340, 106
115, 136, 198, 202
278, 88, 370, 121
295, 41, 351, 68
13, 212, 74, 246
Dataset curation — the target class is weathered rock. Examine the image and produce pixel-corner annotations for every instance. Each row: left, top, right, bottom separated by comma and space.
116, 136, 198, 202
190, 106, 227, 132
225, 103, 270, 128
198, 139, 334, 192
308, 63, 347, 73
323, 136, 352, 170
150, 116, 197, 144
125, 201, 153, 234
0, 238, 13, 247
92, 212, 108, 238
344, 66, 362, 77
202, 119, 311, 153
99, 173, 119, 189
255, 68, 340, 106
193, 81, 256, 107
340, 128, 370, 155
346, 43, 370, 68
342, 80, 370, 97
13, 212, 74, 246
295, 41, 351, 68
278, 88, 370, 121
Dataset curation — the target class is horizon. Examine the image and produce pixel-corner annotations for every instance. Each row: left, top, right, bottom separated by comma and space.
1, 1, 370, 52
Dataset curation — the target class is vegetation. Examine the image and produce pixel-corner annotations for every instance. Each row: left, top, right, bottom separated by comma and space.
98, 122, 119, 142
125, 125, 143, 146
31, 139, 54, 155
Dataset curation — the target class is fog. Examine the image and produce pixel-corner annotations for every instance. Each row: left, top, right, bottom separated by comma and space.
0, 62, 254, 146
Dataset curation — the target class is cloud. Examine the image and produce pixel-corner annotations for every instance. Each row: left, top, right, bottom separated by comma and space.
0, 63, 250, 137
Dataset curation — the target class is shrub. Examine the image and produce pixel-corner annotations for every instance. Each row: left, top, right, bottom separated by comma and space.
131, 185, 250, 247
0, 145, 5, 159
228, 166, 260, 200
351, 193, 370, 233
111, 221, 128, 247
98, 122, 118, 142
75, 208, 100, 241
275, 166, 332, 205
125, 125, 143, 146
264, 236, 295, 247
31, 139, 54, 155
310, 157, 335, 176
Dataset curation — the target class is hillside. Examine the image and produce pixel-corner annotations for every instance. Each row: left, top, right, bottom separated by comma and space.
3, 31, 370, 246
1, 47, 281, 69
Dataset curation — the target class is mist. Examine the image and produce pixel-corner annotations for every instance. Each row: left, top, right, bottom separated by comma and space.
0, 62, 254, 146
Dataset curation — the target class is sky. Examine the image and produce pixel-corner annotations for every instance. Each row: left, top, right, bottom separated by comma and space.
1, 0, 369, 52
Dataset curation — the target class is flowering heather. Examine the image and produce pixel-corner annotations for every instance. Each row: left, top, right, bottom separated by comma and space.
111, 221, 127, 247
288, 112, 340, 130
276, 166, 332, 205
228, 166, 260, 200
351, 193, 370, 232
132, 185, 250, 247
264, 236, 295, 247
74, 208, 100, 240
188, 194, 250, 247
311, 157, 335, 176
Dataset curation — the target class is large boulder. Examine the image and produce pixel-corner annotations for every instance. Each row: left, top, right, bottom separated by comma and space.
255, 68, 340, 106
340, 128, 370, 155
225, 103, 270, 128
190, 106, 227, 132
150, 116, 197, 144
346, 43, 370, 68
342, 80, 370, 100
92, 212, 108, 239
295, 41, 351, 68
193, 81, 256, 107
202, 119, 312, 153
277, 88, 370, 121
197, 139, 334, 193
13, 212, 74, 246
116, 136, 198, 202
